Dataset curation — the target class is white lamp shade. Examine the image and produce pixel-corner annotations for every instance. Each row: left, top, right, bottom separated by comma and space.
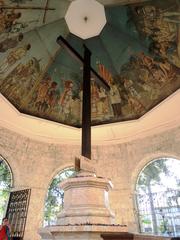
65, 0, 107, 39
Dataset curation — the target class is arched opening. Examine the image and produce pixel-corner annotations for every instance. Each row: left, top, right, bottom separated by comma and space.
43, 167, 75, 226
135, 157, 180, 236
0, 155, 12, 221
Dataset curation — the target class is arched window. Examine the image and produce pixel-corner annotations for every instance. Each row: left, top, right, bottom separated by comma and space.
135, 158, 180, 237
0, 156, 12, 221
43, 168, 75, 226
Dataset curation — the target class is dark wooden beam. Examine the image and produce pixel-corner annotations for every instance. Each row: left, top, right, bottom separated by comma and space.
57, 36, 110, 91
56, 35, 110, 159
82, 45, 91, 159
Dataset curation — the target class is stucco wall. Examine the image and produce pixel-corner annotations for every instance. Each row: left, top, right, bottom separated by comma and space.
0, 125, 180, 240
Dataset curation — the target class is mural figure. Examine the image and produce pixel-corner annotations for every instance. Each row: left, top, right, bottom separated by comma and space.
128, 95, 145, 116
1, 57, 41, 105
138, 68, 159, 100
91, 81, 98, 118
137, 52, 175, 85
97, 63, 123, 119
0, 44, 31, 75
97, 62, 113, 85
161, 10, 180, 68
10, 20, 38, 34
59, 80, 74, 119
132, 5, 177, 61
34, 75, 52, 112
0, 4, 38, 36
0, 9, 21, 34
109, 82, 122, 118
44, 81, 58, 114
124, 77, 141, 99
98, 86, 111, 118
0, 33, 23, 52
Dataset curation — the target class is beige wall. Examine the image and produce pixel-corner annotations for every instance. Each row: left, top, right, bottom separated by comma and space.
0, 125, 180, 240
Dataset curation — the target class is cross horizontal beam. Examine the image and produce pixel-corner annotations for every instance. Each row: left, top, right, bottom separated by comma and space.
57, 35, 110, 91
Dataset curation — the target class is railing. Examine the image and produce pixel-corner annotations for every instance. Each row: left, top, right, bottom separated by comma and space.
134, 189, 180, 237
6, 189, 31, 240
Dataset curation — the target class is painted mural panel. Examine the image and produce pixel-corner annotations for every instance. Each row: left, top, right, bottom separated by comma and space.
0, 0, 69, 36
0, 0, 180, 127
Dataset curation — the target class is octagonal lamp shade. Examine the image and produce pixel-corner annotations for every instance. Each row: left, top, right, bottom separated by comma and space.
65, 0, 107, 39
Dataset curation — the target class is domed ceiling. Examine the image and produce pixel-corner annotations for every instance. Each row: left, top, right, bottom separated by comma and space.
0, 0, 180, 128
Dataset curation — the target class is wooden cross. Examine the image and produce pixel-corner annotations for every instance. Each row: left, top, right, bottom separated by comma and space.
57, 36, 110, 160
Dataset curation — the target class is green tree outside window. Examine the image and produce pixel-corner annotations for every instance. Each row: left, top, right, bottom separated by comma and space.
0, 157, 12, 221
43, 168, 76, 226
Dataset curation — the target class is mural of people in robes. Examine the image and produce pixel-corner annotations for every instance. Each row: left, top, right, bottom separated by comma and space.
1, 57, 41, 107
0, 9, 22, 34
59, 80, 74, 119
109, 82, 122, 118
0, 0, 179, 127
0, 44, 31, 75
34, 75, 53, 112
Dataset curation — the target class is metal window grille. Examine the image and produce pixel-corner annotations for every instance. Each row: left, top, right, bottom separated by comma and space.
6, 189, 31, 240
135, 189, 180, 237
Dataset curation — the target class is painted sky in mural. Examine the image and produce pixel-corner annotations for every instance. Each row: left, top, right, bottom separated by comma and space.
0, 0, 180, 127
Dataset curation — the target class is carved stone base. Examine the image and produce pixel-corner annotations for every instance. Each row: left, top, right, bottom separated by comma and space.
38, 157, 127, 240
57, 173, 115, 225
39, 225, 128, 240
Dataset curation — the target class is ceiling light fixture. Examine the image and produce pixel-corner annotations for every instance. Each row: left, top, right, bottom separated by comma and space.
65, 0, 107, 39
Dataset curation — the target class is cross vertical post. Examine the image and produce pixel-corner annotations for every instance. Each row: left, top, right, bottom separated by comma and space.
82, 45, 91, 159
56, 35, 110, 163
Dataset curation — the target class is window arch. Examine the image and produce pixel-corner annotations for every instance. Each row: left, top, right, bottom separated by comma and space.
0, 155, 12, 221
43, 167, 76, 226
135, 157, 180, 237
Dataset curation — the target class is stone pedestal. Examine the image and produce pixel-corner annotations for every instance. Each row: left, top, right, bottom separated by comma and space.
39, 156, 128, 240
57, 172, 115, 225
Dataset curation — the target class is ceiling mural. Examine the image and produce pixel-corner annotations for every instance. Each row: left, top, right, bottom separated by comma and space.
0, 0, 180, 127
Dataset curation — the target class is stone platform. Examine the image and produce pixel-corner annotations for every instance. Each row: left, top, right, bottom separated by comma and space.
39, 224, 128, 240
39, 156, 127, 240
